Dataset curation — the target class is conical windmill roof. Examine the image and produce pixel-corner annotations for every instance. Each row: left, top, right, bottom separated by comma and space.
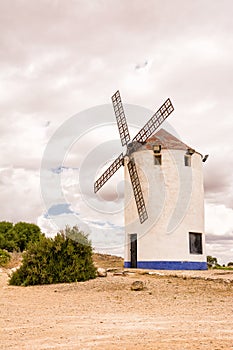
145, 128, 191, 151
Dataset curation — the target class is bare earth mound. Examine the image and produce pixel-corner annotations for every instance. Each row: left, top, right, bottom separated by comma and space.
0, 254, 233, 349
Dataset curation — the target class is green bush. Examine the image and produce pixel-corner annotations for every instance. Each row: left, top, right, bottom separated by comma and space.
0, 222, 15, 252
0, 249, 11, 266
207, 255, 218, 268
0, 221, 42, 252
9, 226, 96, 286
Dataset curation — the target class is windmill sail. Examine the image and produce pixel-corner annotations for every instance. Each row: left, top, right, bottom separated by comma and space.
127, 159, 148, 224
133, 98, 174, 143
94, 153, 124, 193
112, 90, 131, 146
94, 91, 174, 224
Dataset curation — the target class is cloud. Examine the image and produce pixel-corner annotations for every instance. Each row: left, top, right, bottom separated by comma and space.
205, 203, 233, 264
0, 0, 233, 263
0, 167, 41, 223
205, 238, 233, 266
204, 149, 233, 209
51, 166, 77, 174
205, 203, 233, 235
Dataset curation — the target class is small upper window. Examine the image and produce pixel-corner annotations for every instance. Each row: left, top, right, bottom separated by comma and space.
184, 154, 191, 167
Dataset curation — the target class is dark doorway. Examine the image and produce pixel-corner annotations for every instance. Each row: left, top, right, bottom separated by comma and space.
130, 234, 137, 268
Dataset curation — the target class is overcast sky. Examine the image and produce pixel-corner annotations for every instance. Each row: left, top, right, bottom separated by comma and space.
0, 0, 232, 264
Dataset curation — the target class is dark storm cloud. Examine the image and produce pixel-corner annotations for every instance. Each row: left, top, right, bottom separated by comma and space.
206, 232, 233, 243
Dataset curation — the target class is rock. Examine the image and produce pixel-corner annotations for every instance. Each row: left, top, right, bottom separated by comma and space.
7, 266, 20, 277
148, 271, 164, 276
124, 270, 136, 275
11, 267, 19, 273
131, 280, 144, 291
97, 267, 107, 277
106, 268, 119, 272
224, 279, 231, 285
113, 271, 126, 276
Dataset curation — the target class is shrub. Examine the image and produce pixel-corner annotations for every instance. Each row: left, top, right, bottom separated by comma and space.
13, 222, 42, 252
9, 226, 96, 286
0, 249, 11, 266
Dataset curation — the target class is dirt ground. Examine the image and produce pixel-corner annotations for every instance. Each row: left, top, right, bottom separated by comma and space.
0, 255, 233, 350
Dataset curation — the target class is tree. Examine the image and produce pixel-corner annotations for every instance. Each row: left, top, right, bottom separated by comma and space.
0, 221, 42, 252
13, 222, 42, 252
9, 226, 96, 286
0, 222, 15, 251
207, 255, 218, 268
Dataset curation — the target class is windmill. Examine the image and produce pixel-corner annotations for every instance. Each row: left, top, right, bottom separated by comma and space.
94, 90, 174, 224
94, 91, 207, 270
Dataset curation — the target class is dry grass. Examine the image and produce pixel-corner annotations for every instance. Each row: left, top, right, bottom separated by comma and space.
2, 251, 124, 270
92, 252, 124, 269
4, 251, 22, 269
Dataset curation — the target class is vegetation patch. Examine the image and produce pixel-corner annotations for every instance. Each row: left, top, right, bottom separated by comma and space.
0, 249, 11, 266
9, 226, 96, 286
0, 221, 42, 252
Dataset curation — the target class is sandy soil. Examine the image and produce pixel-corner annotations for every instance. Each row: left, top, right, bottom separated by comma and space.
0, 261, 233, 350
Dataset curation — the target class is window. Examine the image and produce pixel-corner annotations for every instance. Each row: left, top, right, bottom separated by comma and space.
189, 232, 203, 254
184, 154, 191, 167
153, 145, 162, 165
154, 154, 162, 165
153, 145, 161, 153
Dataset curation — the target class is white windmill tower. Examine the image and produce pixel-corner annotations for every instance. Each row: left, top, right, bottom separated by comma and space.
94, 91, 207, 270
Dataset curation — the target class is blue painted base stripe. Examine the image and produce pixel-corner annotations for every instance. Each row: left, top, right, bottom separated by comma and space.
124, 261, 207, 270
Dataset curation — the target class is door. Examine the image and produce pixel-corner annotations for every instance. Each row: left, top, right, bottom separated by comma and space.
130, 234, 137, 268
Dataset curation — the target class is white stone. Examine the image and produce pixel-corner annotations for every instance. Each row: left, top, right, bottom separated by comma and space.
97, 268, 107, 277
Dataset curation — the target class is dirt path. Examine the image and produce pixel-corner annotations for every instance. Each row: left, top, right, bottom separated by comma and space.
0, 268, 233, 349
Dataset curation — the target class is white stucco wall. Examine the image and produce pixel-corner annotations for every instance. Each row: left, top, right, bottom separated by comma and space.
124, 148, 206, 264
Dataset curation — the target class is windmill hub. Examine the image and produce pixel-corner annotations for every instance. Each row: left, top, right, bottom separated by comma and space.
126, 141, 143, 156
